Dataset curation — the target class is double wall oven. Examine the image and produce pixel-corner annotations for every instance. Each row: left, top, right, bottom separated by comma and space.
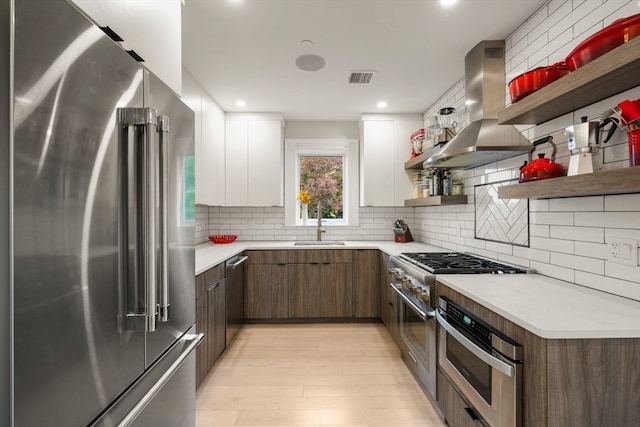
388, 252, 528, 424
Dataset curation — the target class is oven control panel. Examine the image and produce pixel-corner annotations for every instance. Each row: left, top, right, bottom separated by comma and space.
441, 300, 492, 346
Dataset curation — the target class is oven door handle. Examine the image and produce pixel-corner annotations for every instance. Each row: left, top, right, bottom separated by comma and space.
436, 309, 514, 377
389, 283, 435, 320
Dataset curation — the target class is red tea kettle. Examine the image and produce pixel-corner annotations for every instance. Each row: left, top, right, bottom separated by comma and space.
519, 136, 565, 183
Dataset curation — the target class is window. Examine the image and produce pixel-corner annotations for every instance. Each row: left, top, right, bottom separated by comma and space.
284, 139, 359, 226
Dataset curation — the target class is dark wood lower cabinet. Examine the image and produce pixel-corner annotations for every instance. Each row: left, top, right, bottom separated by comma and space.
195, 262, 225, 388
207, 280, 225, 363
195, 274, 208, 387
353, 249, 379, 318
289, 263, 322, 318
246, 263, 289, 319
244, 249, 383, 321
319, 262, 353, 317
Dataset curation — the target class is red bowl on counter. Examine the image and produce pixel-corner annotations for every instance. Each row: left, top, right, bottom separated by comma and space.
565, 13, 640, 70
209, 235, 238, 244
508, 61, 570, 103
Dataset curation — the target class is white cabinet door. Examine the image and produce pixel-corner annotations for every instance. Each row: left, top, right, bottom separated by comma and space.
225, 120, 249, 206
225, 118, 283, 207
183, 69, 225, 206
201, 96, 225, 206
71, 0, 182, 94
361, 121, 394, 206
360, 115, 422, 206
248, 121, 283, 206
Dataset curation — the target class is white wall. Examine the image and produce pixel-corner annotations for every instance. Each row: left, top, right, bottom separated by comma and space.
416, 0, 640, 301
284, 121, 359, 140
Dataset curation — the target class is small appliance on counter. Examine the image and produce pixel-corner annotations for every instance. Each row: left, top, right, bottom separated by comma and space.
393, 218, 414, 243
564, 115, 617, 176
519, 136, 565, 182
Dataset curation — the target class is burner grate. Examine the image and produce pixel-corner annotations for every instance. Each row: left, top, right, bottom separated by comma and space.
400, 252, 526, 274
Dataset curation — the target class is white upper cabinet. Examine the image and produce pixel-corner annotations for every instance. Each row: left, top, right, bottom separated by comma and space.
360, 114, 423, 206
225, 114, 284, 207
182, 68, 224, 206
71, 0, 182, 95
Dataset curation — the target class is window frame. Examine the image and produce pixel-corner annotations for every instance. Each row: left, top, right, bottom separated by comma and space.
284, 139, 359, 227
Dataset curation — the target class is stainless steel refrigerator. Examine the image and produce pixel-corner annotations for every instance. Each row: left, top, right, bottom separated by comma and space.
11, 0, 200, 425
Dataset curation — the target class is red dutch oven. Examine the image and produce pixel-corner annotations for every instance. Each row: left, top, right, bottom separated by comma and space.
508, 61, 570, 103
565, 13, 640, 70
519, 136, 565, 183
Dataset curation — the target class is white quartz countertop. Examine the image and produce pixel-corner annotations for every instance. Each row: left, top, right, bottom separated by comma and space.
436, 274, 640, 339
195, 240, 441, 275
195, 240, 640, 340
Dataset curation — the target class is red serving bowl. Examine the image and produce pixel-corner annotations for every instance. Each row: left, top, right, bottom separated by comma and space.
508, 61, 570, 103
565, 13, 640, 71
209, 235, 238, 244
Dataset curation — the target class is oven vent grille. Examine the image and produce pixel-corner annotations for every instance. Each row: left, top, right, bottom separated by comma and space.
348, 71, 376, 84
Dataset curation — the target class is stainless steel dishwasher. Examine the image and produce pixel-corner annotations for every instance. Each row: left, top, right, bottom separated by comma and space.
225, 254, 248, 345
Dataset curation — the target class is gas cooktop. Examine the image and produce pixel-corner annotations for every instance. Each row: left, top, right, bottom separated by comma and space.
400, 252, 528, 274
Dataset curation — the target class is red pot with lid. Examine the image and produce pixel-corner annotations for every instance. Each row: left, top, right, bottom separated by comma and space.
519, 136, 565, 183
565, 13, 640, 70
508, 61, 570, 103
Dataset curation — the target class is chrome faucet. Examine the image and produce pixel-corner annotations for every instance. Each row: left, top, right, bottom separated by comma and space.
316, 202, 325, 241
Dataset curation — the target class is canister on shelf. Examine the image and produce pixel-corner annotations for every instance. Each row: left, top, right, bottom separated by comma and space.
452, 182, 463, 196
443, 170, 452, 196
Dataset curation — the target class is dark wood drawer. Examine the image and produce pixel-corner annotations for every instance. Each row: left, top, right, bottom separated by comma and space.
288, 249, 352, 263
246, 250, 288, 264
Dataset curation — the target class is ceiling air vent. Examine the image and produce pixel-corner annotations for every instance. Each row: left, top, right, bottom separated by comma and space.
348, 71, 376, 85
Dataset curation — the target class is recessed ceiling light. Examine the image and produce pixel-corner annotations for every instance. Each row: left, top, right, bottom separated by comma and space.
439, 0, 458, 7
295, 54, 325, 72
235, 100, 246, 107
377, 101, 387, 109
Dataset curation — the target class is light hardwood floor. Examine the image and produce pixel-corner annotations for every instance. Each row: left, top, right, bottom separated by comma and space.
196, 323, 447, 427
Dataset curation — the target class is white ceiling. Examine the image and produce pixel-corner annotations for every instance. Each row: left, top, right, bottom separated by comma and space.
182, 0, 547, 121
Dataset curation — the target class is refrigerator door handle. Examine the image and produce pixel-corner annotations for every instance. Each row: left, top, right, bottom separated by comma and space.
119, 107, 159, 333
116, 332, 204, 427
157, 115, 170, 323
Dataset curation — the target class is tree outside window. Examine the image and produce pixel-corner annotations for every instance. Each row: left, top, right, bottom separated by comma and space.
299, 155, 344, 220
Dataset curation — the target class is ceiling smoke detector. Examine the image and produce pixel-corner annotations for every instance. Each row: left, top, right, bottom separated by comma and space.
348, 71, 376, 85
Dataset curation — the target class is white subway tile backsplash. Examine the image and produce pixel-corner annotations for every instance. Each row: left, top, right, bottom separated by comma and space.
605, 262, 640, 283
530, 224, 550, 237
575, 212, 640, 229
530, 236, 575, 253
531, 260, 576, 282
550, 225, 605, 242
576, 271, 640, 301
575, 241, 608, 258
531, 212, 574, 225
549, 196, 603, 211
513, 246, 551, 263
605, 194, 640, 212
552, 252, 605, 274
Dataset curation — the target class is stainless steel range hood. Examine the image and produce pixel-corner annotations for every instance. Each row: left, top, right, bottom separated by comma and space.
425, 40, 531, 169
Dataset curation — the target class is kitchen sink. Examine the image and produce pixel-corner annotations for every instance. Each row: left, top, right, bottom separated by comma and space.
294, 241, 345, 246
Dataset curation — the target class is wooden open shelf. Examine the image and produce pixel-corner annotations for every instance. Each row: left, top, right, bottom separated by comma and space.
497, 37, 640, 125
498, 166, 640, 199
404, 195, 467, 207
404, 152, 429, 170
